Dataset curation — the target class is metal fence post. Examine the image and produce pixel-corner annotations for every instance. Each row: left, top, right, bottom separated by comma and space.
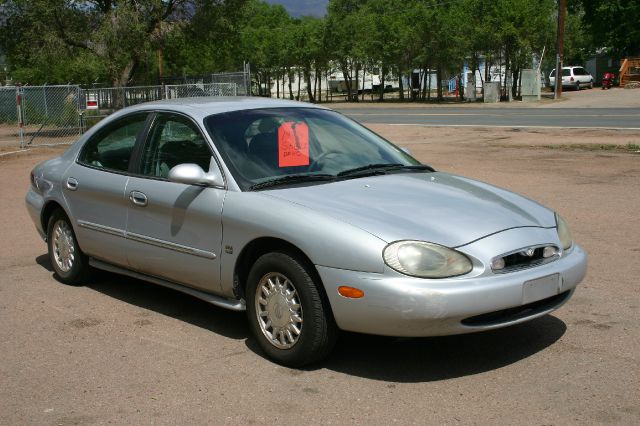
16, 87, 25, 149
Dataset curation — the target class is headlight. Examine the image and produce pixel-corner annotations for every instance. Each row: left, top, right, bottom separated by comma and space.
555, 213, 573, 250
383, 241, 472, 278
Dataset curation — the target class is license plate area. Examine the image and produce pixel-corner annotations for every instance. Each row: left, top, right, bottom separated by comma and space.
523, 273, 560, 304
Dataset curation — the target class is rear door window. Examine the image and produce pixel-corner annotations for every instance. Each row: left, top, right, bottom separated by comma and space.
78, 113, 148, 172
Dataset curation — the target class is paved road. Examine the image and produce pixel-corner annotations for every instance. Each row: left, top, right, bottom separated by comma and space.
340, 107, 640, 129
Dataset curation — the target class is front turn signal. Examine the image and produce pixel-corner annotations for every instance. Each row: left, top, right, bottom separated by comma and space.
338, 286, 365, 299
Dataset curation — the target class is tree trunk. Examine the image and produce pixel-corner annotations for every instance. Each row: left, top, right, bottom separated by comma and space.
113, 58, 137, 88
297, 69, 301, 100
512, 67, 519, 99
485, 55, 490, 82
436, 65, 443, 101
305, 67, 315, 103
502, 49, 508, 100
341, 60, 352, 101
313, 69, 318, 102
399, 69, 404, 101
316, 67, 321, 104
427, 64, 432, 101
378, 66, 385, 101
256, 73, 261, 96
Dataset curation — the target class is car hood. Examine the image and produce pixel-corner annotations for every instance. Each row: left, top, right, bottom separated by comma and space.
261, 172, 556, 247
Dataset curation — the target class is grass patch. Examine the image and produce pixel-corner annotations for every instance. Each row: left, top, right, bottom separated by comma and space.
543, 143, 640, 153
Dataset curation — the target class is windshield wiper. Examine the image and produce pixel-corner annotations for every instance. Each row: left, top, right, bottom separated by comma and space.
249, 174, 336, 191
337, 163, 434, 178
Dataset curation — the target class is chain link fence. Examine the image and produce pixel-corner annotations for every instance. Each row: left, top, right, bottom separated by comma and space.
164, 82, 238, 99
0, 85, 82, 150
0, 69, 251, 149
80, 85, 165, 110
160, 68, 251, 96
20, 85, 83, 148
0, 87, 20, 150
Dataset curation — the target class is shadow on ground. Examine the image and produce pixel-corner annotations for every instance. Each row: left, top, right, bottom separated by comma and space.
36, 253, 567, 382
36, 254, 248, 340
322, 315, 566, 382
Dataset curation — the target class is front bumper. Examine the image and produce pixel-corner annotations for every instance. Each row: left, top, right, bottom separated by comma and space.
318, 243, 587, 337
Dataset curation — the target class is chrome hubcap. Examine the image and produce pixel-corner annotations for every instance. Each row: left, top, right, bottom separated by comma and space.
52, 220, 75, 272
255, 272, 303, 349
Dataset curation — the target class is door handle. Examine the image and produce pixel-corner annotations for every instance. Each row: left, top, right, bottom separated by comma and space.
129, 191, 148, 207
66, 177, 78, 191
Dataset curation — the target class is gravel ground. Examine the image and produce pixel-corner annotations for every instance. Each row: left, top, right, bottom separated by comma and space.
1, 122, 639, 425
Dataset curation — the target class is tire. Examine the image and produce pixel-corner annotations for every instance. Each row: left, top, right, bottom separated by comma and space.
246, 252, 337, 367
47, 209, 90, 285
575, 82, 580, 91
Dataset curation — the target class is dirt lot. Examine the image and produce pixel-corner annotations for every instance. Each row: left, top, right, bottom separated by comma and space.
1, 124, 639, 425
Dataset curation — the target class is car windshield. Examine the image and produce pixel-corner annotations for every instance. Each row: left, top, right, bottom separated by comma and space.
204, 108, 422, 190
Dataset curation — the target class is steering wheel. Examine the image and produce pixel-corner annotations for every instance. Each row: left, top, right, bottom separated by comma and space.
309, 151, 343, 171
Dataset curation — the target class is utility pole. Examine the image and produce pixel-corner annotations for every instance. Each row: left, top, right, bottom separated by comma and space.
554, 0, 566, 99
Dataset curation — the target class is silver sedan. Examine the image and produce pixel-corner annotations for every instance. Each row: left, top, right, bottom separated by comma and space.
26, 97, 587, 366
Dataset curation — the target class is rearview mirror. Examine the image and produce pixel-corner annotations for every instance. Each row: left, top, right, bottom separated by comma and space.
168, 157, 224, 187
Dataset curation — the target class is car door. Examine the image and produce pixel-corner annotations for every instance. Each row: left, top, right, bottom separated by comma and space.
576, 68, 591, 86
63, 112, 150, 267
124, 112, 225, 294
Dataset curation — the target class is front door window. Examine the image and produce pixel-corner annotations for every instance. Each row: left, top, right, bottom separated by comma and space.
140, 114, 212, 178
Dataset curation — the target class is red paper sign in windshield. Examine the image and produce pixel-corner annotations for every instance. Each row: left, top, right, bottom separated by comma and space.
278, 121, 309, 167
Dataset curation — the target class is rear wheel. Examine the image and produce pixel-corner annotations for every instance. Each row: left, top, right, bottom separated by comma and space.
47, 210, 90, 285
246, 252, 337, 367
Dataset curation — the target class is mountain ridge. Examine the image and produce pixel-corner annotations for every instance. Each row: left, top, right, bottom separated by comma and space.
265, 0, 328, 17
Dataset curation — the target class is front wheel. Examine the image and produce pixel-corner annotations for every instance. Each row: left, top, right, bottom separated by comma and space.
246, 252, 337, 367
47, 210, 90, 285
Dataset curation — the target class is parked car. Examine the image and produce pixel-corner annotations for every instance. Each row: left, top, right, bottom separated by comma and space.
549, 66, 594, 90
26, 97, 587, 366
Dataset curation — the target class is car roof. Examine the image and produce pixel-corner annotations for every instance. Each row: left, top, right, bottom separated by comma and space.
117, 96, 328, 121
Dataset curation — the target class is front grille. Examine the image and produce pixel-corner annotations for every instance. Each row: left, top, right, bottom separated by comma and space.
461, 291, 571, 327
493, 245, 559, 274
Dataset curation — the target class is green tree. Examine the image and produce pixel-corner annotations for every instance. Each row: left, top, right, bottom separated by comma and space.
238, 0, 292, 96
579, 0, 640, 56
0, 1, 237, 86
162, 0, 248, 77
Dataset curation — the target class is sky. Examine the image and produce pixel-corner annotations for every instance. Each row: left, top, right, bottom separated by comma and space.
265, 0, 329, 17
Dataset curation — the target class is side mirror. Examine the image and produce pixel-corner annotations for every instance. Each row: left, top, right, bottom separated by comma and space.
168, 157, 224, 187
